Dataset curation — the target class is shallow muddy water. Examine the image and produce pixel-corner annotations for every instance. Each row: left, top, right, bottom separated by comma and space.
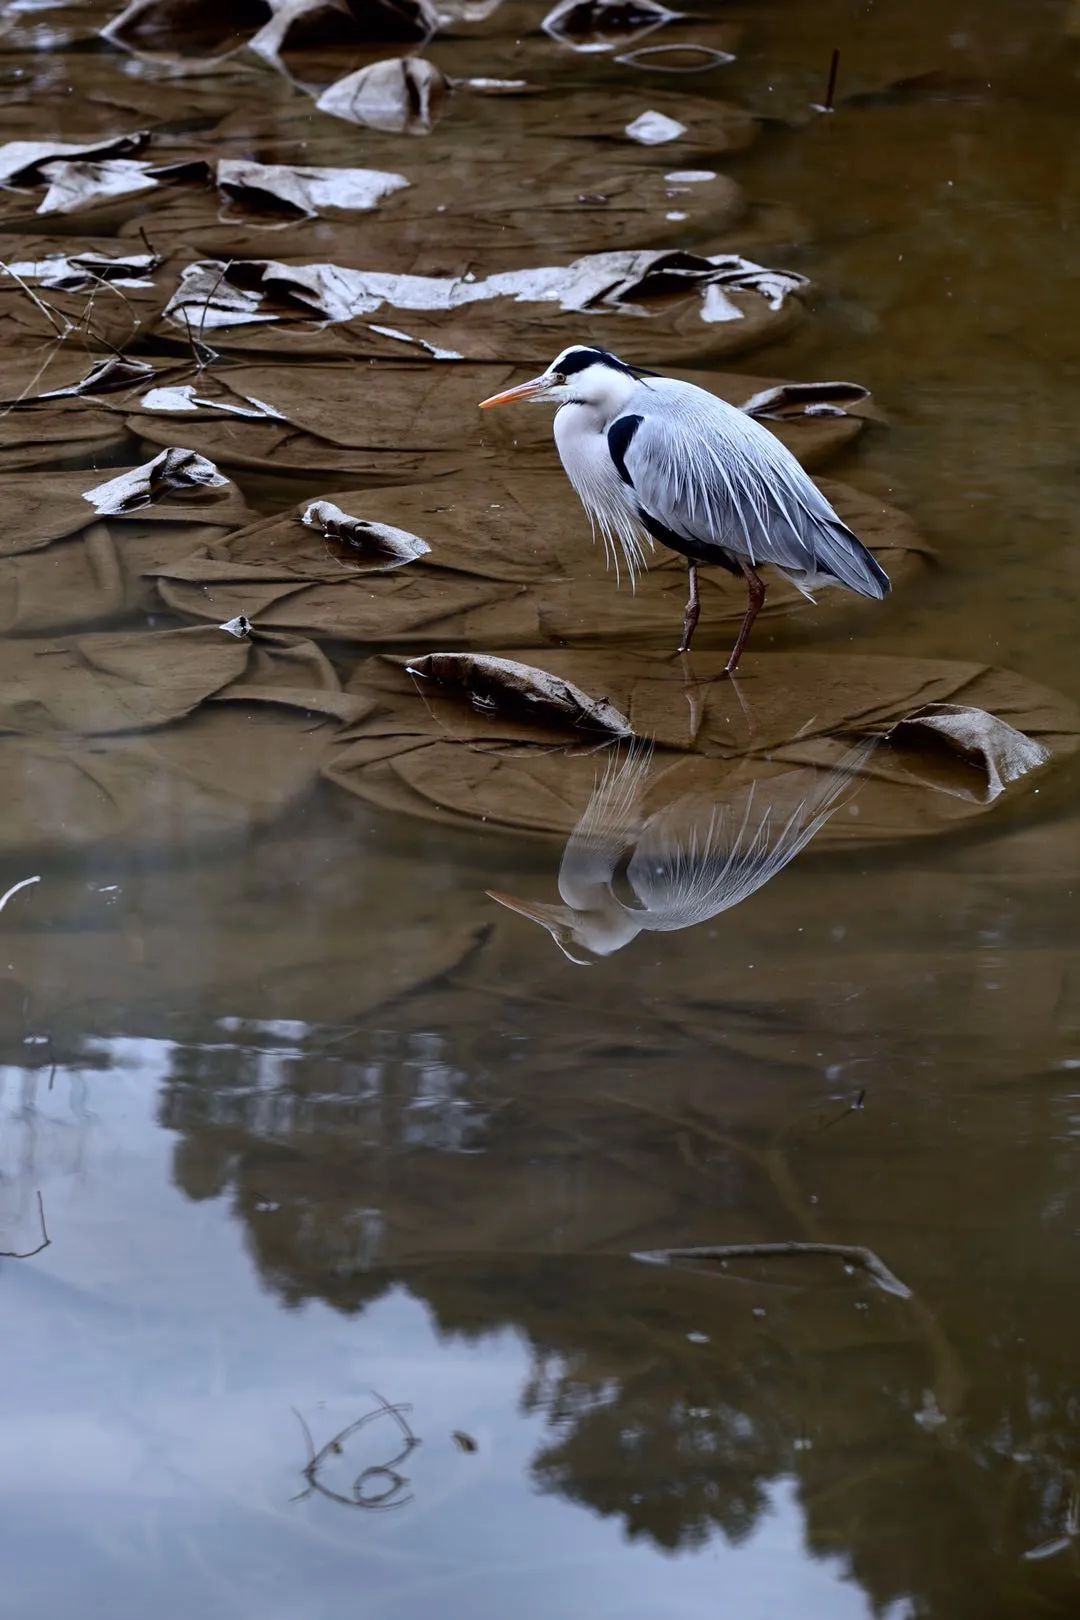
1, 4, 1078, 1619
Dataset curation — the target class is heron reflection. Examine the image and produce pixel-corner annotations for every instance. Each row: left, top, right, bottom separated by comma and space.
489, 739, 876, 963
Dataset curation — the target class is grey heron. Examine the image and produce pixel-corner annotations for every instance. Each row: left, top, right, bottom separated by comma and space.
488, 738, 877, 963
479, 346, 890, 671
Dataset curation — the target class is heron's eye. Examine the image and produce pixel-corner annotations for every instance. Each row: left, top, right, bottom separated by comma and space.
552, 373, 566, 385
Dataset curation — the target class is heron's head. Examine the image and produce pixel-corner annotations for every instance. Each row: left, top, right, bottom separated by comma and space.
479, 346, 651, 418
487, 889, 644, 963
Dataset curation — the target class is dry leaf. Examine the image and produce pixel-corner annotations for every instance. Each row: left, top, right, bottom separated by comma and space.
315, 57, 448, 134
404, 652, 634, 736
217, 159, 408, 219
0, 132, 148, 187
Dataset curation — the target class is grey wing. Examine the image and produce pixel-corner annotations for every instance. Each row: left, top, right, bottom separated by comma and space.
620, 384, 890, 598
625, 740, 880, 932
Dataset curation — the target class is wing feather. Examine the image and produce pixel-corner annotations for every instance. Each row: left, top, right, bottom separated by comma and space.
621, 379, 890, 598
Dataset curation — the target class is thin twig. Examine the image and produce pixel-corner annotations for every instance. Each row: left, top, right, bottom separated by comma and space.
0, 875, 40, 913
633, 1241, 913, 1299
294, 1394, 420, 1512
824, 47, 840, 112
0, 260, 73, 340
1, 1190, 51, 1259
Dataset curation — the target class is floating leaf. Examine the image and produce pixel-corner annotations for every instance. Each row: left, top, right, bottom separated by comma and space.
624, 109, 687, 145
217, 159, 408, 220
82, 448, 233, 516
315, 57, 448, 134
404, 652, 634, 736
0, 131, 148, 187
301, 500, 431, 565
889, 704, 1051, 803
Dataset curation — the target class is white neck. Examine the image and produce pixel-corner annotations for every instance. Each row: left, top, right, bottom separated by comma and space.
558, 362, 638, 427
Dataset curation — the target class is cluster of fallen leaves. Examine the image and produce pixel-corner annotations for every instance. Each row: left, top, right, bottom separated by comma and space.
0, 0, 1072, 863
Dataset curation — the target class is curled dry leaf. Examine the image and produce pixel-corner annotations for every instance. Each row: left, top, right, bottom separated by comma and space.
0, 132, 149, 187
83, 448, 231, 516
301, 500, 431, 565
316, 57, 448, 134
323, 649, 1078, 842
404, 652, 634, 737
0, 248, 160, 291
138, 384, 285, 419
217, 160, 409, 219
35, 159, 161, 217
158, 251, 805, 369
890, 704, 1051, 803
740, 380, 871, 420
0, 346, 158, 409
543, 0, 679, 52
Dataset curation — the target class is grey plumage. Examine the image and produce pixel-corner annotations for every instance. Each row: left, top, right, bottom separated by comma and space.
479, 345, 890, 668
488, 738, 879, 962
613, 379, 890, 599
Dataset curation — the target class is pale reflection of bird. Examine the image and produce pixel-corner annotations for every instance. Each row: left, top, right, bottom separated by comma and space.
479, 346, 890, 671
487, 740, 876, 963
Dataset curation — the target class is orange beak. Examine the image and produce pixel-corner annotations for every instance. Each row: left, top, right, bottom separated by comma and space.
478, 376, 552, 409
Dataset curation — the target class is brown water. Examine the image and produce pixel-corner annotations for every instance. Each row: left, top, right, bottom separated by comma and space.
1, 4, 1079, 1619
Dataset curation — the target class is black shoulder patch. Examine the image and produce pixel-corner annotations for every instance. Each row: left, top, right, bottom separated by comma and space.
607, 414, 643, 485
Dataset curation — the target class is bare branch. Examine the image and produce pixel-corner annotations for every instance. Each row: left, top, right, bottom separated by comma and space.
1, 1191, 51, 1260
633, 1240, 913, 1300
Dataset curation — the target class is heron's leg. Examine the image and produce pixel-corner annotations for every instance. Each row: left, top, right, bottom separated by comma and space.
724, 560, 766, 675
676, 562, 700, 654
